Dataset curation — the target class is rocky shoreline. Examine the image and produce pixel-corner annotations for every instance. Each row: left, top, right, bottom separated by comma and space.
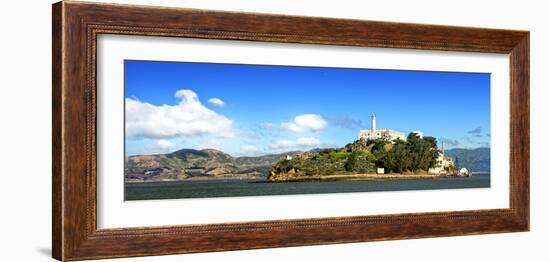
266, 172, 469, 183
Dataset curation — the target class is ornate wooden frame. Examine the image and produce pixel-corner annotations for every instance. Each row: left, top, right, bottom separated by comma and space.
52, 1, 530, 261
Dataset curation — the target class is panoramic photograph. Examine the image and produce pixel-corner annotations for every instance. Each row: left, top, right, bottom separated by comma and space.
124, 60, 491, 201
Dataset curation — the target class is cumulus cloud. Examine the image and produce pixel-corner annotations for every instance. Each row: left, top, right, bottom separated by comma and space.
208, 97, 225, 107
268, 137, 321, 150
126, 90, 234, 139
145, 139, 177, 153
281, 114, 328, 132
467, 127, 482, 134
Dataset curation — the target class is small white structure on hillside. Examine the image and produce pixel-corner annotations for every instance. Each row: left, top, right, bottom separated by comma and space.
428, 152, 454, 174
428, 140, 455, 174
358, 113, 406, 142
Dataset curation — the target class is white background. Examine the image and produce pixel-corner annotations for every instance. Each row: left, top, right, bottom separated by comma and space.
98, 35, 509, 228
0, 0, 547, 261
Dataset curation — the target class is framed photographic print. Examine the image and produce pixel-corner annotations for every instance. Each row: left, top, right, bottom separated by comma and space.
52, 1, 529, 261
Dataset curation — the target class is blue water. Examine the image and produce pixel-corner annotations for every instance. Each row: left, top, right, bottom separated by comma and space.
124, 173, 490, 201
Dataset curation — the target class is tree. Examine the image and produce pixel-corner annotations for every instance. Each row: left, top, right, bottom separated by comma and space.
344, 152, 357, 172
381, 133, 439, 173
385, 139, 411, 173
345, 151, 375, 173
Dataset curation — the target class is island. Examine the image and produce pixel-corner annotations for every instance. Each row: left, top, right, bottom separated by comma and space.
268, 133, 462, 183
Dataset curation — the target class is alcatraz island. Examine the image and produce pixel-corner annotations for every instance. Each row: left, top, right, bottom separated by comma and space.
267, 113, 471, 182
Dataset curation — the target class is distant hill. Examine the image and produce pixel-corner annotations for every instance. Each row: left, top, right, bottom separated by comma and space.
125, 148, 297, 181
444, 147, 490, 172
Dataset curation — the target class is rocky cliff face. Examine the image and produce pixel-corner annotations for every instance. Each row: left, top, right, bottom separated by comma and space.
125, 149, 296, 181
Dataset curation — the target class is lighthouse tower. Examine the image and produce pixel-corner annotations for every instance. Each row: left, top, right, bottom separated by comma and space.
371, 112, 377, 131
358, 112, 406, 142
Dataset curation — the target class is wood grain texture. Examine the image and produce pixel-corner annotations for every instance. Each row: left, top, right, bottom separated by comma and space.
509, 35, 530, 226
52, 2, 63, 260
52, 1, 530, 261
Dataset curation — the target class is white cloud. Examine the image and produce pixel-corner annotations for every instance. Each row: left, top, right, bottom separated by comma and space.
145, 139, 177, 153
156, 140, 175, 150
281, 114, 328, 132
240, 145, 260, 155
269, 137, 321, 150
126, 89, 234, 139
208, 97, 225, 107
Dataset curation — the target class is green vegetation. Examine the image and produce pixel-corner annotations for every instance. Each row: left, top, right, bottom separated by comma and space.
269, 133, 441, 180
380, 134, 439, 173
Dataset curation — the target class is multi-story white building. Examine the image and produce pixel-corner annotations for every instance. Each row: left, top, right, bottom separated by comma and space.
358, 113, 407, 142
428, 141, 455, 174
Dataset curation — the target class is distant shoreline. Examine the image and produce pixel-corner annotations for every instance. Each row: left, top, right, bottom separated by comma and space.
267, 172, 491, 183
265, 173, 452, 183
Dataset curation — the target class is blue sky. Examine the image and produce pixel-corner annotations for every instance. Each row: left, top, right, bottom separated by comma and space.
125, 60, 490, 156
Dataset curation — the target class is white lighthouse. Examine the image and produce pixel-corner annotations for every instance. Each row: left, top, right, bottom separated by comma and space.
358, 112, 406, 142
371, 112, 376, 131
